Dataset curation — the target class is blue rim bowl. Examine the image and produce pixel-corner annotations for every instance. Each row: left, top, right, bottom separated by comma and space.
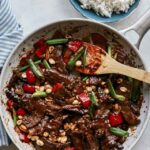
70, 0, 140, 22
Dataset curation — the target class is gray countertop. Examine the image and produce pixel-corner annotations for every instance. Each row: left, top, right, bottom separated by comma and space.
1, 0, 150, 149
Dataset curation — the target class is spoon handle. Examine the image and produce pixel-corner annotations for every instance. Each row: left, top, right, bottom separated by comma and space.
110, 61, 150, 84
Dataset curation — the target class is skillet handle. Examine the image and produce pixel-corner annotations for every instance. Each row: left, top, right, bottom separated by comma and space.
120, 8, 150, 48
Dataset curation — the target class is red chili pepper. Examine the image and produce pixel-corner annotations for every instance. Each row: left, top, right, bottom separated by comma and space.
52, 83, 63, 92
34, 38, 46, 49
23, 84, 35, 94
7, 100, 13, 108
64, 147, 75, 150
78, 93, 91, 108
35, 45, 48, 58
26, 68, 36, 84
109, 113, 123, 127
16, 108, 26, 116
19, 133, 29, 143
68, 40, 83, 52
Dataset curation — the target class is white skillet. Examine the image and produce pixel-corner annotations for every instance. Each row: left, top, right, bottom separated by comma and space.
0, 9, 150, 150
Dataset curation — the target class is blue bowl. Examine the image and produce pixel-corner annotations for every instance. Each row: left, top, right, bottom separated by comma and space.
70, 0, 140, 22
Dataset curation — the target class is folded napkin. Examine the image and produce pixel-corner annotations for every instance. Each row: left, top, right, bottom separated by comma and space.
0, 0, 23, 146
0, 0, 23, 67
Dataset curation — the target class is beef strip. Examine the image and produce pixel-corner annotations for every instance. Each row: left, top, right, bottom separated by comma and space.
35, 137, 70, 150
130, 102, 140, 115
63, 105, 88, 115
69, 131, 85, 150
46, 100, 61, 110
28, 116, 49, 136
21, 95, 35, 111
85, 131, 99, 150
26, 98, 62, 116
7, 71, 19, 88
45, 114, 69, 132
23, 112, 44, 128
52, 86, 72, 99
44, 69, 74, 85
101, 129, 120, 150
5, 89, 20, 105
86, 76, 101, 85
44, 69, 85, 99
52, 45, 68, 74
121, 102, 140, 126
90, 119, 106, 138
94, 106, 110, 119
76, 115, 99, 150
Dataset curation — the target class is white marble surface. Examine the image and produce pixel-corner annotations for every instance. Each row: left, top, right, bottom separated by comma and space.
1, 0, 150, 149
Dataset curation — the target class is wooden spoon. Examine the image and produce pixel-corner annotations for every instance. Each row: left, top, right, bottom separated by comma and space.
77, 42, 150, 84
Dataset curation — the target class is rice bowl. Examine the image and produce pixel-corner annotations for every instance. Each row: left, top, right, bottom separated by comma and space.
79, 0, 135, 17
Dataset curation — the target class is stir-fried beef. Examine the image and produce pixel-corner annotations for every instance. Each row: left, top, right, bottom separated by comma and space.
121, 103, 140, 126
23, 112, 44, 128
63, 105, 88, 115
5, 33, 143, 150
69, 131, 85, 150
36, 137, 70, 150
44, 69, 73, 85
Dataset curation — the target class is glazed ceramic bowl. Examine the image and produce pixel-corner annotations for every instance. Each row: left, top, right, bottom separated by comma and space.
0, 11, 150, 150
70, 0, 140, 22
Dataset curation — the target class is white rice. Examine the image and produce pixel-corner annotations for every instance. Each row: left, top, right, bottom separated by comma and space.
79, 0, 135, 17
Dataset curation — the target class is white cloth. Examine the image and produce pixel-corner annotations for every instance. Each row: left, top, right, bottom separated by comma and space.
0, 0, 23, 67
0, 0, 23, 146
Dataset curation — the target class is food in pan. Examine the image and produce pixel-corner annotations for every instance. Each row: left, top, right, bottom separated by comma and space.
6, 31, 143, 150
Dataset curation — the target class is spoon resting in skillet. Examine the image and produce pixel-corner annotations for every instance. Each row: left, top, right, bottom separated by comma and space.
77, 42, 150, 84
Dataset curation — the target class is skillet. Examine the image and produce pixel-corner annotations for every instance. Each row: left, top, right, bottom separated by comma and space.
0, 10, 150, 150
